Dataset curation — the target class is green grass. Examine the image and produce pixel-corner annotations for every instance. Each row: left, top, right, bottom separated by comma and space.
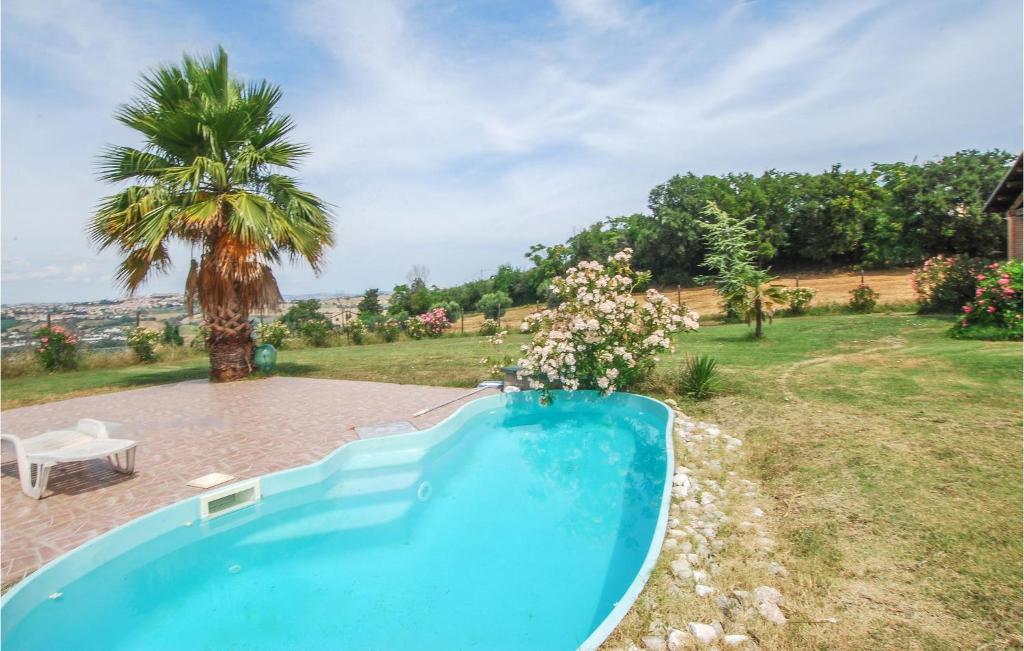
2, 312, 1020, 647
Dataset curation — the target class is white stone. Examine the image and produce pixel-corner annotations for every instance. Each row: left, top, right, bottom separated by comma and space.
732, 589, 751, 603
666, 628, 689, 651
751, 507, 764, 518
663, 538, 678, 550
723, 634, 751, 647
681, 541, 693, 553
768, 561, 788, 576
682, 500, 701, 512
687, 622, 718, 645
668, 528, 685, 538
686, 553, 700, 564
758, 601, 787, 625
641, 636, 667, 651
692, 570, 707, 583
695, 584, 715, 597
671, 558, 693, 580
754, 585, 783, 606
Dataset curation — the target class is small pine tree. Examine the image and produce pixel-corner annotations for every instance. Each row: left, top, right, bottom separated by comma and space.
358, 288, 383, 316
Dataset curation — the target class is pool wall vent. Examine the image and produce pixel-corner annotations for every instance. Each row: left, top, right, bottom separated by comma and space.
199, 478, 261, 520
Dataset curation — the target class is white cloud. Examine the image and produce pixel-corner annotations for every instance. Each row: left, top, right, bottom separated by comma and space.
2, 0, 1021, 303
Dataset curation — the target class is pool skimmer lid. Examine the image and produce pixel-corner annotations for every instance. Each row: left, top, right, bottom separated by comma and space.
187, 473, 236, 489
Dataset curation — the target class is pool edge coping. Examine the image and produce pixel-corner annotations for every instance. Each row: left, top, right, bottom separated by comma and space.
577, 392, 675, 651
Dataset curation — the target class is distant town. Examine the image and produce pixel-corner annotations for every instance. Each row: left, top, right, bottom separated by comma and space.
1, 292, 380, 353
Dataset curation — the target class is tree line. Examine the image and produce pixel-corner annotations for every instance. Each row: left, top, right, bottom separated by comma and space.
372, 149, 1014, 316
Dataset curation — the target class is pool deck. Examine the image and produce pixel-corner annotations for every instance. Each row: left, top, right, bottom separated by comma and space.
0, 377, 496, 587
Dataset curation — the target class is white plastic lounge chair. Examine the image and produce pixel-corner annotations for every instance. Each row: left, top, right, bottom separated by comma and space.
1, 419, 136, 499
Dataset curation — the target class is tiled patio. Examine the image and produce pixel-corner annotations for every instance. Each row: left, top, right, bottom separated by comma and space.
0, 377, 495, 586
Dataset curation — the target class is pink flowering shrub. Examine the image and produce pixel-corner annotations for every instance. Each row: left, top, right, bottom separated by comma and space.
516, 249, 699, 396
416, 307, 450, 338
911, 254, 986, 313
953, 260, 1022, 339
33, 325, 79, 371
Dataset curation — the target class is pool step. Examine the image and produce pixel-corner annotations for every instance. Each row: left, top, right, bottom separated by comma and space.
325, 469, 422, 499
237, 499, 414, 546
338, 446, 429, 472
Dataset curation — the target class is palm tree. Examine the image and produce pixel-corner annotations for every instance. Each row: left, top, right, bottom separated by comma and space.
89, 47, 333, 380
725, 270, 788, 338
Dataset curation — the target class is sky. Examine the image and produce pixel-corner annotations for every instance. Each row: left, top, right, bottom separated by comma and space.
2, 0, 1021, 304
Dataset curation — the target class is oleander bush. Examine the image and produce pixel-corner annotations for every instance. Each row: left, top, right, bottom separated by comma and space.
912, 255, 988, 314
127, 327, 161, 363
300, 319, 335, 347
256, 321, 290, 348
952, 260, 1022, 340
343, 318, 368, 345
417, 307, 451, 338
478, 319, 501, 336
33, 325, 79, 371
379, 318, 401, 343
517, 249, 699, 395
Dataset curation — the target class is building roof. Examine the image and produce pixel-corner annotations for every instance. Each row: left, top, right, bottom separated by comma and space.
983, 152, 1023, 213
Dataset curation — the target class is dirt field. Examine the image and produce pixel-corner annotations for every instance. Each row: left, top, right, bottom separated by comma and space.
460, 269, 916, 332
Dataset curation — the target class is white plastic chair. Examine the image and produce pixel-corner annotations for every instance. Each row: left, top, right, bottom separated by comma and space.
1, 419, 137, 499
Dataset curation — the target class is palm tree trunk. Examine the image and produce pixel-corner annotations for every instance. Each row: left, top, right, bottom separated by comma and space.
207, 302, 253, 381
754, 296, 763, 338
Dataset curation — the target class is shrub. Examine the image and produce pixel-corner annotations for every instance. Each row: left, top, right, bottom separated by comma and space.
432, 300, 462, 323
952, 260, 1022, 339
33, 326, 79, 371
190, 324, 210, 350
127, 327, 161, 362
343, 318, 368, 344
517, 249, 699, 395
678, 355, 720, 400
256, 321, 289, 348
161, 322, 184, 346
478, 319, 501, 336
912, 255, 988, 313
848, 284, 879, 313
404, 317, 426, 340
300, 319, 335, 347
476, 292, 511, 319
379, 318, 401, 343
783, 287, 816, 315
417, 307, 450, 338
282, 299, 330, 333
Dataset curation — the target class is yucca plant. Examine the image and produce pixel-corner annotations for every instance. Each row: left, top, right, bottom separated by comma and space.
89, 47, 333, 380
678, 354, 720, 400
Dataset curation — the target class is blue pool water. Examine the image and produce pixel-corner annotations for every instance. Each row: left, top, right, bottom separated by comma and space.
2, 391, 672, 650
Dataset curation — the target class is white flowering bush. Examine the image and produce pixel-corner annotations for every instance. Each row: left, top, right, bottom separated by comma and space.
516, 249, 698, 396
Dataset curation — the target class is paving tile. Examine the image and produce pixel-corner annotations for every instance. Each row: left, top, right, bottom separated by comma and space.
1, 377, 494, 585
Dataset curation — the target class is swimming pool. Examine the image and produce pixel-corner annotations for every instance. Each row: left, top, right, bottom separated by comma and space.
2, 391, 673, 650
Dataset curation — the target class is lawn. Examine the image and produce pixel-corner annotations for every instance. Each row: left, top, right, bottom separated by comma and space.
2, 312, 1020, 647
